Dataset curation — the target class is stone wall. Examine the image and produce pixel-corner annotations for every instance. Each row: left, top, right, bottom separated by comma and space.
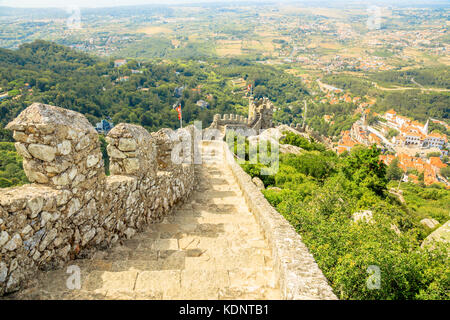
208, 97, 274, 133
219, 140, 337, 300
209, 114, 249, 134
248, 97, 274, 130
0, 103, 196, 295
289, 123, 334, 149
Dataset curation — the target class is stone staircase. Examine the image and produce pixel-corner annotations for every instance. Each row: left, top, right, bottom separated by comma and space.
5, 142, 281, 300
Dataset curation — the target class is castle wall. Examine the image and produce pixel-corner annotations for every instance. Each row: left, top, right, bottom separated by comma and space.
220, 140, 337, 299
289, 123, 334, 149
209, 98, 275, 135
209, 114, 248, 133
248, 97, 273, 130
0, 103, 196, 295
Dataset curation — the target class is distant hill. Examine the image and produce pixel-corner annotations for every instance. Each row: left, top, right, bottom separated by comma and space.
0, 40, 309, 136
0, 40, 97, 71
0, 5, 173, 18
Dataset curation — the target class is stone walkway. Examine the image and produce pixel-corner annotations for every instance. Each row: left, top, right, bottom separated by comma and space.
6, 142, 281, 300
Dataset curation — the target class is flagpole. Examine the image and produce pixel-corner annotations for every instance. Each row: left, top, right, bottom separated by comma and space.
180, 104, 183, 129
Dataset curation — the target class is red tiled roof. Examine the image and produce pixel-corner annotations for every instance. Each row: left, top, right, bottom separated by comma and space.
429, 157, 447, 169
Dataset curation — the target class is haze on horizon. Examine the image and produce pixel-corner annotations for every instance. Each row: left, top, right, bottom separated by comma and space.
0, 0, 447, 8
2, 0, 267, 8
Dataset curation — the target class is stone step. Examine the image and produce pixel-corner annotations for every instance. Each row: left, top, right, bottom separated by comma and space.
8, 141, 282, 300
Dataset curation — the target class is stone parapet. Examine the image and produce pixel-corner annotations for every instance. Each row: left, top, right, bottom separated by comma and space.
151, 125, 198, 171
0, 103, 195, 295
209, 97, 274, 133
209, 113, 248, 129
6, 103, 104, 191
106, 123, 157, 178
220, 140, 337, 300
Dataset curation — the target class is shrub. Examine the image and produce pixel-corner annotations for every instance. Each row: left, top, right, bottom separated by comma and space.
256, 144, 449, 299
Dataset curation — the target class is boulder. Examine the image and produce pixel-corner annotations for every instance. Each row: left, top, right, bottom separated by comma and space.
124, 158, 140, 174
0, 231, 9, 247
252, 177, 265, 190
14, 142, 31, 158
422, 220, 450, 249
280, 144, 303, 155
57, 140, 72, 155
352, 210, 374, 224
420, 218, 439, 229
107, 145, 126, 159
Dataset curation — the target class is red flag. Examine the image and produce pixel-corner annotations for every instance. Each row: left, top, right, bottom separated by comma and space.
247, 84, 252, 91
176, 104, 182, 120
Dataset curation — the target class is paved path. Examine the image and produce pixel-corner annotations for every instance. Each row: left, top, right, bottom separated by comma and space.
7, 142, 281, 300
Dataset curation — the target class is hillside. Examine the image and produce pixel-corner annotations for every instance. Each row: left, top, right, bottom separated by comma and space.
0, 40, 310, 136
0, 40, 312, 187
0, 40, 448, 300
235, 129, 449, 300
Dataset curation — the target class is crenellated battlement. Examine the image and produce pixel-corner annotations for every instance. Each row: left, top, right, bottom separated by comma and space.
208, 97, 274, 134
289, 122, 305, 132
288, 122, 334, 148
248, 97, 274, 130
209, 113, 249, 134
0, 103, 197, 295
212, 113, 248, 125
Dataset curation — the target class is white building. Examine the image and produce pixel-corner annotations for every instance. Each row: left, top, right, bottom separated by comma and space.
114, 59, 127, 67
423, 132, 448, 149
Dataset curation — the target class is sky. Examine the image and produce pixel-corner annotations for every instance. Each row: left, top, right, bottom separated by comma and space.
0, 0, 378, 8
1, 0, 187, 7
0, 0, 446, 8
2, 0, 254, 7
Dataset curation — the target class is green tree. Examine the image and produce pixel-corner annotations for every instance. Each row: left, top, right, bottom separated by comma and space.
386, 158, 403, 181
440, 166, 450, 179
386, 128, 399, 139
426, 152, 442, 158
341, 145, 387, 195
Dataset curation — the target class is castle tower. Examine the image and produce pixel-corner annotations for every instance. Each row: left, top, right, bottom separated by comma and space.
247, 97, 274, 130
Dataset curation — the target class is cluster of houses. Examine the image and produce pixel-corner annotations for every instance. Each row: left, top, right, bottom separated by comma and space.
383, 109, 447, 149
0, 83, 33, 102
115, 76, 129, 82
319, 91, 362, 105
351, 119, 382, 146
315, 80, 371, 109
113, 59, 143, 83
336, 121, 383, 154
338, 109, 448, 154
365, 25, 449, 59
114, 59, 127, 68
323, 55, 394, 73
379, 153, 448, 187
336, 130, 358, 154
335, 109, 449, 187
337, 129, 448, 187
